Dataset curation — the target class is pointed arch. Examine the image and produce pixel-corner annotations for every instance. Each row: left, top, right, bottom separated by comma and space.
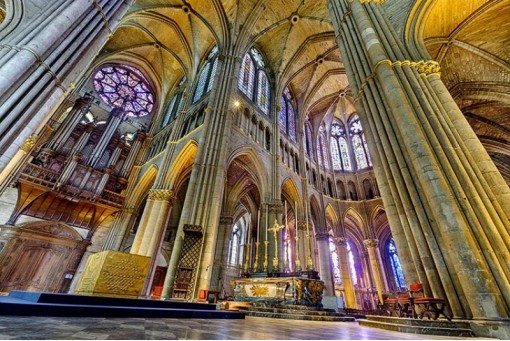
126, 164, 158, 208
343, 207, 366, 242
226, 146, 269, 197
309, 194, 323, 233
164, 140, 198, 188
281, 177, 302, 210
325, 204, 339, 234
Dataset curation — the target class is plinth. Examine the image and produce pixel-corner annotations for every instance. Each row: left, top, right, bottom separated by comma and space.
74, 251, 150, 298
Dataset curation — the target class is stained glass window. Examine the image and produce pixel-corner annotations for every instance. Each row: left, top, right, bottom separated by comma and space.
93, 65, 154, 118
353, 135, 368, 169
388, 239, 406, 289
305, 122, 314, 159
349, 115, 371, 170
329, 237, 341, 284
278, 87, 297, 141
318, 126, 330, 169
279, 97, 287, 132
347, 241, 358, 285
162, 95, 177, 127
229, 222, 242, 266
193, 46, 218, 103
330, 136, 342, 171
257, 70, 269, 114
239, 54, 255, 98
339, 137, 352, 171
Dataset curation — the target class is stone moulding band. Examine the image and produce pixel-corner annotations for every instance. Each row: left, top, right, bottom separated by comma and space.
354, 59, 441, 102
0, 44, 66, 91
92, 0, 113, 37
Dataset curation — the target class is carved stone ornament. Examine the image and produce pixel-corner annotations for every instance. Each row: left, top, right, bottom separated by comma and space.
148, 189, 175, 202
219, 216, 234, 225
364, 238, 379, 248
359, 0, 386, 3
19, 221, 83, 241
183, 224, 203, 234
414, 60, 441, 75
334, 236, 348, 246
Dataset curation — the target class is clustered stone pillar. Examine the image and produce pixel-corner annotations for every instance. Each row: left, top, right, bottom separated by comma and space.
131, 189, 174, 257
335, 237, 357, 308
364, 239, 385, 304
316, 232, 335, 296
328, 0, 510, 319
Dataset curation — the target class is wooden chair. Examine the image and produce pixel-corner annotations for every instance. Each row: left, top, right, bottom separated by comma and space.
409, 282, 451, 321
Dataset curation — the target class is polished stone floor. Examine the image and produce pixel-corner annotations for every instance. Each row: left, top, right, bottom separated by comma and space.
0, 316, 484, 340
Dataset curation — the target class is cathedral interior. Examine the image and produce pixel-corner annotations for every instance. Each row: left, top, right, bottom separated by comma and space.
0, 0, 509, 339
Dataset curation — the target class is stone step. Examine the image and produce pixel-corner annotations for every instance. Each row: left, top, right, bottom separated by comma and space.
358, 319, 474, 337
247, 310, 355, 322
252, 303, 333, 312
249, 306, 345, 317
366, 315, 471, 329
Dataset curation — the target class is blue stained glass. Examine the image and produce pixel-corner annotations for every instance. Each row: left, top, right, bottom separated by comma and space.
353, 135, 368, 169
388, 239, 407, 289
339, 137, 352, 171
288, 103, 296, 141
279, 97, 287, 132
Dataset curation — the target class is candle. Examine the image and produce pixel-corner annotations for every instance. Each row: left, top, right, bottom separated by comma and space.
294, 201, 297, 229
247, 215, 251, 244
257, 208, 260, 243
305, 202, 309, 234
265, 204, 268, 240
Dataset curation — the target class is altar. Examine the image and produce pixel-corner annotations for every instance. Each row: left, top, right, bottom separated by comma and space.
232, 276, 325, 307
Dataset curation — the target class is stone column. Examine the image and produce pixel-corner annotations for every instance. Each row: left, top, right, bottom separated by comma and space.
210, 216, 233, 291
0, 0, 130, 175
161, 49, 242, 299
130, 189, 174, 258
101, 207, 136, 251
316, 232, 335, 296
335, 237, 357, 308
328, 0, 510, 319
364, 239, 385, 304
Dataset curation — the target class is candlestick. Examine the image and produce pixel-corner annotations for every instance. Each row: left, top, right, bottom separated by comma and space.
263, 240, 269, 272
265, 204, 268, 240
253, 241, 260, 272
257, 208, 260, 243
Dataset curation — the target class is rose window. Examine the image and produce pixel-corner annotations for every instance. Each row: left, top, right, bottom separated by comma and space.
93, 65, 154, 118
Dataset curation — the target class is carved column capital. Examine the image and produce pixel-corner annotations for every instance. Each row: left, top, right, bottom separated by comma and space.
148, 189, 175, 203
334, 236, 348, 246
296, 220, 308, 231
315, 232, 330, 241
364, 238, 379, 248
219, 216, 234, 225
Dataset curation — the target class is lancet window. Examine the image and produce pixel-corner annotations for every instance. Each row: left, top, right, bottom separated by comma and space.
193, 46, 218, 103
161, 78, 186, 128
329, 237, 341, 284
238, 47, 271, 115
387, 239, 407, 290
278, 87, 297, 141
228, 220, 243, 266
349, 115, 372, 170
330, 121, 352, 171
347, 241, 358, 285
317, 125, 330, 170
93, 64, 154, 117
304, 120, 314, 160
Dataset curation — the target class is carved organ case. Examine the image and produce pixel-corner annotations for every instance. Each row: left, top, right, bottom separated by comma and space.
0, 64, 155, 293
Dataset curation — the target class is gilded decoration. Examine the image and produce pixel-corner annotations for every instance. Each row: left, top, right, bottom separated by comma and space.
74, 251, 150, 298
250, 285, 269, 297
148, 189, 174, 202
20, 135, 36, 153
364, 238, 379, 248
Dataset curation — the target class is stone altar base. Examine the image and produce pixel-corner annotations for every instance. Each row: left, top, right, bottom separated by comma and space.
232, 277, 325, 306
74, 250, 150, 298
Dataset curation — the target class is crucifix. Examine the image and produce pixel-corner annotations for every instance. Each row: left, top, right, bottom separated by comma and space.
269, 219, 285, 272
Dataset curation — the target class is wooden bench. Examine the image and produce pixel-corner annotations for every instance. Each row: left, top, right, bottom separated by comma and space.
409, 283, 451, 321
